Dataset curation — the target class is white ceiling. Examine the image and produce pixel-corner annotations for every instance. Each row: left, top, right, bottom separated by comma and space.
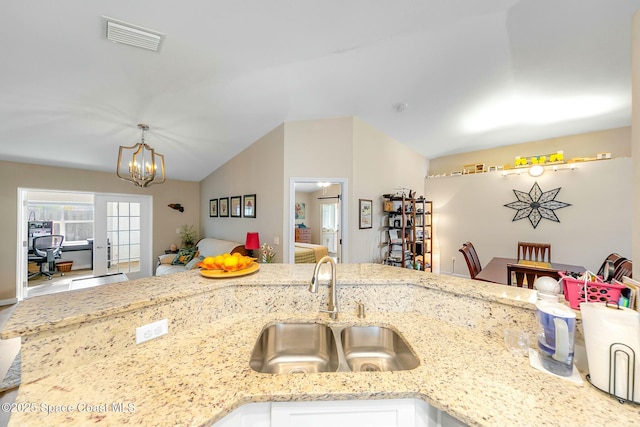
1, 1, 639, 182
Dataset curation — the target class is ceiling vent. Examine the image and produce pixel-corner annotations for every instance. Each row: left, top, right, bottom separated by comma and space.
101, 16, 165, 52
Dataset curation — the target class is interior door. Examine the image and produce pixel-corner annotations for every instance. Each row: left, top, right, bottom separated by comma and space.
94, 194, 152, 280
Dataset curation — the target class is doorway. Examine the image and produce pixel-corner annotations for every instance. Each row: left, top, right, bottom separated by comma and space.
320, 198, 340, 259
94, 193, 153, 280
17, 189, 153, 300
289, 178, 347, 263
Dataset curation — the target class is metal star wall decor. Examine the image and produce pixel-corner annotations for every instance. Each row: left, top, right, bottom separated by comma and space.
504, 182, 571, 229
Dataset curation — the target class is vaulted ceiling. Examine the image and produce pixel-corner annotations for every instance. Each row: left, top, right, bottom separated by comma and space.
1, 1, 638, 181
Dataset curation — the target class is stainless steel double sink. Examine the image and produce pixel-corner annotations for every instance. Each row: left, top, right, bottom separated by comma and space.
249, 322, 420, 374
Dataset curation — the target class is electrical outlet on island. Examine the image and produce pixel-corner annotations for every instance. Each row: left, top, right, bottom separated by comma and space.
136, 319, 168, 344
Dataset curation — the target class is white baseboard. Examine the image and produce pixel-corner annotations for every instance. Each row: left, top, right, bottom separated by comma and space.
0, 298, 18, 307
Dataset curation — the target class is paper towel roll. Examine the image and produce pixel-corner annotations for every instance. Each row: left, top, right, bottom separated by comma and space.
580, 302, 640, 403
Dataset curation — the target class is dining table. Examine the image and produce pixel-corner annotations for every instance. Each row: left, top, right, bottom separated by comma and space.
474, 257, 585, 287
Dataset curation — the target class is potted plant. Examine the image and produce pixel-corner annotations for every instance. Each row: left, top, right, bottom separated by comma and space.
179, 224, 197, 248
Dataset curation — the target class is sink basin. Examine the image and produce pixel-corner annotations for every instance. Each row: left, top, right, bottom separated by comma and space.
249, 323, 339, 374
250, 322, 419, 374
340, 325, 419, 372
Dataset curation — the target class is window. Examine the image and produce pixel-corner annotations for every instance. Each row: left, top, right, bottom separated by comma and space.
28, 202, 94, 244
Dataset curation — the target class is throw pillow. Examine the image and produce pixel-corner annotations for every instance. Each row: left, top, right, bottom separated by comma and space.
172, 248, 196, 266
159, 254, 174, 265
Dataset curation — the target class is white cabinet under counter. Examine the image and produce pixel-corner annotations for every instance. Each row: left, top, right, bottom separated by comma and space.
214, 399, 467, 427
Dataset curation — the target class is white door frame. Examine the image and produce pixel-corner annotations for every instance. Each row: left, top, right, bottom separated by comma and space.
289, 178, 348, 264
17, 188, 28, 301
17, 188, 96, 301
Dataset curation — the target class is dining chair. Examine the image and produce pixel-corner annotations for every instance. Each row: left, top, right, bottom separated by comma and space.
596, 253, 627, 278
517, 241, 551, 263
459, 242, 482, 279
507, 263, 560, 289
612, 259, 632, 282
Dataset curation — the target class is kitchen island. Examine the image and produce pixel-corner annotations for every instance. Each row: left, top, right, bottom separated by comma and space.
1, 264, 638, 426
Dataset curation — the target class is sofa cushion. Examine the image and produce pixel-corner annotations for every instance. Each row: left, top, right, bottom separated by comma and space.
158, 254, 175, 265
185, 255, 204, 270
197, 238, 243, 257
155, 264, 187, 276
156, 238, 244, 276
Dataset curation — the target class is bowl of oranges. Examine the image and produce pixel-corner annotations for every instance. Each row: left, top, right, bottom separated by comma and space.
197, 252, 259, 278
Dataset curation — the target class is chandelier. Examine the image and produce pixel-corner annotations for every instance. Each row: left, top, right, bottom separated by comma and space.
116, 124, 165, 187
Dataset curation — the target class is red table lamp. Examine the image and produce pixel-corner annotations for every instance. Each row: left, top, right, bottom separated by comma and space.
245, 232, 260, 257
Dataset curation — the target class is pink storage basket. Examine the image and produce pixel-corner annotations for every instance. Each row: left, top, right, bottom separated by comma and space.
559, 272, 625, 309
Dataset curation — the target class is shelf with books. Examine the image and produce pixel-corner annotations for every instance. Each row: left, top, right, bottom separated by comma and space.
382, 195, 432, 271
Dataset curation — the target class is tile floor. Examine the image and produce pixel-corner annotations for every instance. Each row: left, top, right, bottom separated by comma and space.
0, 304, 20, 426
27, 263, 137, 298
27, 268, 94, 297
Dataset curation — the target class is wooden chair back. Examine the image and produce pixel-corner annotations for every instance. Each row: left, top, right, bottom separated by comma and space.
459, 242, 482, 279
517, 241, 551, 263
612, 259, 632, 282
507, 263, 560, 289
596, 253, 627, 277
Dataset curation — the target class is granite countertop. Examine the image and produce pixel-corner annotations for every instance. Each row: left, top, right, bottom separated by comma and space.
2, 264, 639, 426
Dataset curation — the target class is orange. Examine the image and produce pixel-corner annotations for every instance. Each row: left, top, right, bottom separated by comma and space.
213, 255, 226, 269
201, 252, 256, 271
223, 256, 239, 271
238, 256, 251, 269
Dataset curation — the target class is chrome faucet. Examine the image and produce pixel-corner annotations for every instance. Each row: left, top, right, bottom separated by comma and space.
309, 256, 338, 320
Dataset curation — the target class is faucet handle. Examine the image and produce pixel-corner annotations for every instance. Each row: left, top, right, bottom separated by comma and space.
356, 301, 365, 318
319, 307, 338, 320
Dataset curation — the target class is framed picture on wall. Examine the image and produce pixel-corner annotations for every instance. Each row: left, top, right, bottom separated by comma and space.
230, 196, 242, 217
219, 198, 229, 217
209, 199, 218, 217
359, 199, 372, 229
243, 194, 256, 218
295, 202, 305, 219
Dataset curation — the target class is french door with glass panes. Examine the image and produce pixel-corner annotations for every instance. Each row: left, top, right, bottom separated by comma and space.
93, 194, 152, 280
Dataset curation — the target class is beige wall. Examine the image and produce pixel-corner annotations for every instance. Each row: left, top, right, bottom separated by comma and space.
429, 127, 631, 176
279, 117, 428, 263
427, 126, 634, 276
283, 117, 355, 261
352, 118, 428, 263
284, 117, 355, 178
425, 156, 632, 277
633, 10, 640, 279
0, 160, 200, 301
200, 124, 285, 261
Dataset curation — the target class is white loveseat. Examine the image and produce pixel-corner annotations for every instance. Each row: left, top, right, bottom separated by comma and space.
155, 238, 246, 276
